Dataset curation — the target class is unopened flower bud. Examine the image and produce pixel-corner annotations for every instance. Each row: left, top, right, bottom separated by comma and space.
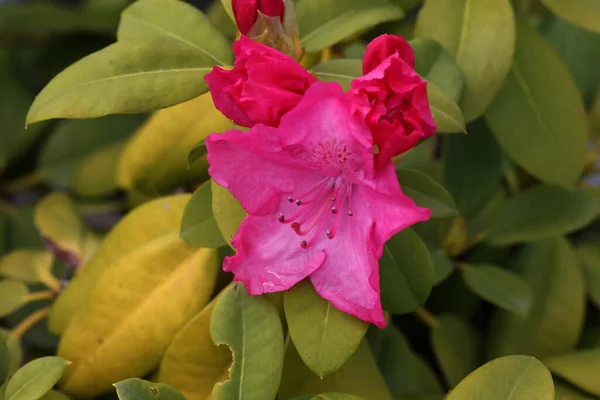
232, 0, 284, 35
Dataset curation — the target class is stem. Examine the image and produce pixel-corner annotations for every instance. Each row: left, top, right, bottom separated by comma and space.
9, 306, 51, 340
414, 307, 438, 329
25, 290, 56, 303
39, 271, 62, 292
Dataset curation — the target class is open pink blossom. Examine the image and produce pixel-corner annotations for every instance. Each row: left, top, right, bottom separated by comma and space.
205, 36, 316, 128
350, 34, 436, 166
233, 0, 284, 35
206, 82, 431, 327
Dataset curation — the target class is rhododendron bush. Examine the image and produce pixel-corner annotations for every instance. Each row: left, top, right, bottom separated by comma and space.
1, 0, 600, 399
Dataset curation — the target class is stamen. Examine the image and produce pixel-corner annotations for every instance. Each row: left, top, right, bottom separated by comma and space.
288, 196, 293, 203
278, 213, 284, 222
331, 207, 337, 214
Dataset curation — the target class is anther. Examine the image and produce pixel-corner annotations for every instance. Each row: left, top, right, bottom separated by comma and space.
300, 240, 307, 248
278, 213, 285, 222
288, 196, 293, 203
326, 230, 332, 238
348, 210, 353, 216
331, 207, 337, 214
295, 199, 302, 206
330, 197, 336, 202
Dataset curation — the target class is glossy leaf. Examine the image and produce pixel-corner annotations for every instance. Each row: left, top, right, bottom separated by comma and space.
576, 241, 600, 308
0, 281, 28, 318
180, 181, 226, 249
297, 0, 404, 52
541, 0, 600, 34
462, 264, 532, 316
210, 283, 284, 400
426, 82, 466, 133
431, 250, 453, 285
397, 168, 458, 219
284, 280, 368, 378
27, 39, 216, 124
443, 119, 504, 217
415, 0, 516, 121
380, 228, 434, 314
485, 21, 588, 186
117, 0, 233, 66
118, 93, 232, 194
543, 349, 600, 396
0, 250, 56, 287
484, 185, 598, 246
211, 180, 247, 247
114, 378, 185, 400
488, 238, 585, 359
446, 355, 554, 400
432, 314, 482, 387
5, 357, 70, 400
313, 59, 362, 91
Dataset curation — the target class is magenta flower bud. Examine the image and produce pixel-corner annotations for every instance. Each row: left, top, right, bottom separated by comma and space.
232, 0, 284, 35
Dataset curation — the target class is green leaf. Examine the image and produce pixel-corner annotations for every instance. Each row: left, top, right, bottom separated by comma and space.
114, 378, 185, 400
446, 355, 554, 400
297, 0, 404, 52
484, 184, 598, 246
0, 329, 23, 377
27, 39, 217, 124
368, 325, 444, 399
431, 250, 453, 285
488, 238, 585, 359
0, 336, 8, 385
485, 21, 588, 186
40, 390, 71, 400
211, 180, 247, 248
5, 357, 70, 400
431, 314, 482, 388
0, 281, 28, 317
117, 0, 233, 66
397, 168, 458, 219
554, 382, 596, 400
313, 59, 362, 91
543, 349, 600, 396
219, 0, 235, 23
443, 119, 505, 217
540, 0, 600, 34
415, 0, 516, 122
284, 280, 368, 378
462, 264, 532, 316
426, 82, 466, 133
411, 38, 465, 102
211, 283, 284, 400
380, 228, 434, 314
576, 241, 600, 308
181, 182, 226, 249
188, 139, 207, 167
312, 394, 366, 400
0, 250, 55, 286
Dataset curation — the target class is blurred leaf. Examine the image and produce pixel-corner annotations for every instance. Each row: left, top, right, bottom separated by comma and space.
0, 329, 22, 376
488, 238, 585, 359
411, 38, 465, 102
554, 382, 596, 400
484, 185, 598, 246
114, 378, 185, 400
485, 21, 588, 187
157, 296, 231, 400
5, 357, 70, 400
49, 195, 191, 334
0, 336, 8, 385
180, 182, 226, 249
27, 39, 216, 124
211, 180, 247, 248
188, 139, 207, 167
432, 314, 482, 388
397, 168, 458, 219
543, 349, 600, 396
380, 228, 434, 314
58, 245, 219, 398
279, 339, 393, 400
313, 59, 362, 91
284, 280, 368, 378
117, 0, 233, 66
219, 0, 235, 22
297, 0, 404, 52
312, 394, 366, 400
462, 264, 533, 316
40, 389, 71, 400
431, 249, 453, 285
72, 141, 127, 197
368, 325, 444, 399
576, 241, 600, 309
210, 283, 284, 400
38, 115, 144, 190
0, 250, 57, 290
415, 0, 516, 122
0, 280, 28, 317
443, 119, 504, 217
426, 82, 466, 133
446, 355, 554, 400
118, 93, 232, 194
541, 0, 600, 34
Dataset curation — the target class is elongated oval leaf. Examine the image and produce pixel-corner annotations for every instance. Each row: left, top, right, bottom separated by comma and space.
0, 250, 54, 285
431, 314, 482, 388
426, 82, 466, 133
484, 185, 598, 246
0, 329, 23, 377
543, 349, 600, 396
297, 0, 404, 52
488, 238, 585, 359
114, 378, 185, 400
431, 250, 454, 285
5, 357, 70, 400
180, 182, 226, 249
117, 0, 233, 66
576, 241, 600, 308
211, 180, 247, 247
415, 0, 516, 121
0, 281, 29, 318
446, 355, 554, 400
284, 280, 368, 378
27, 39, 216, 124
397, 168, 457, 218
462, 264, 532, 316
485, 21, 588, 186
313, 59, 362, 91
541, 0, 600, 34
210, 283, 284, 400
0, 336, 9, 385
380, 228, 434, 314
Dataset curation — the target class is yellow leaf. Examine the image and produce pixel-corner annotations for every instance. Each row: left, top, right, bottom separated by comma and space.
0, 249, 59, 291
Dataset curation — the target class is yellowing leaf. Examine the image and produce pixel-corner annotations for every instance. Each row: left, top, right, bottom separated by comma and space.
0, 250, 58, 291
211, 180, 247, 248
0, 281, 29, 318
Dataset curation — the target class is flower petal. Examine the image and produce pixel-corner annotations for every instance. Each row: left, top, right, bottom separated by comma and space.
363, 34, 415, 75
205, 66, 254, 127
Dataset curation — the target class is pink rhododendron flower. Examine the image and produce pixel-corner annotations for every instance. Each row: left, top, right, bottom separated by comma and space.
233, 0, 285, 35
350, 34, 436, 166
205, 36, 316, 128
206, 82, 431, 327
